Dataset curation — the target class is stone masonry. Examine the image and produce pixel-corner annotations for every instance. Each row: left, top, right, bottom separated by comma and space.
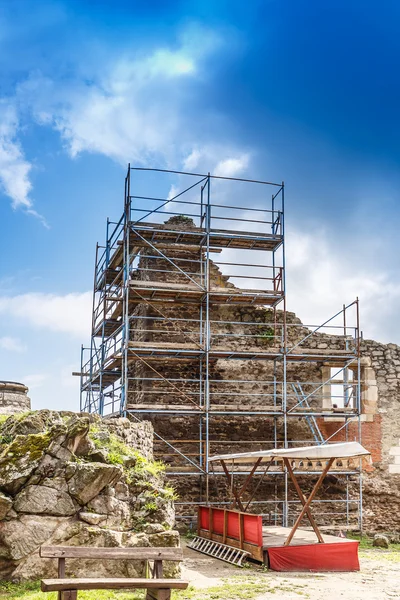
0, 410, 179, 581
126, 217, 400, 534
0, 381, 31, 415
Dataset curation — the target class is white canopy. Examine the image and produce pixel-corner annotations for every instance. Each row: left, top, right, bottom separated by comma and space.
209, 442, 370, 464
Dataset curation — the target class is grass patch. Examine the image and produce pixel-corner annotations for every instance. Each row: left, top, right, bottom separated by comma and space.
0, 414, 10, 426
347, 533, 400, 553
359, 550, 400, 563
0, 578, 310, 599
0, 581, 145, 599
88, 427, 165, 478
186, 578, 309, 599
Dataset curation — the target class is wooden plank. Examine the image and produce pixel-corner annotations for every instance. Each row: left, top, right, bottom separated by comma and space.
41, 579, 189, 591
146, 591, 171, 600
223, 509, 228, 545
233, 457, 262, 509
40, 547, 183, 561
262, 525, 356, 546
60, 592, 77, 600
58, 558, 65, 578
128, 403, 281, 412
239, 513, 244, 550
57, 558, 66, 600
209, 506, 213, 540
153, 560, 163, 578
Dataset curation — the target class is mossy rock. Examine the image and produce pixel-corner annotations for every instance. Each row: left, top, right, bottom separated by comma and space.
0, 432, 52, 495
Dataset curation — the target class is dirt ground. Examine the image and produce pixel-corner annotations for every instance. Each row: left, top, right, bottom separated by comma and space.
181, 540, 400, 599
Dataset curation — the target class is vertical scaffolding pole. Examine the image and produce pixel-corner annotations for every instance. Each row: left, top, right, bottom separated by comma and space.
205, 174, 211, 503
280, 182, 289, 527
122, 165, 131, 415
356, 297, 363, 533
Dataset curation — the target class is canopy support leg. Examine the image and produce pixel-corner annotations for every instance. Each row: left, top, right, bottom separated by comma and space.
283, 458, 334, 546
283, 458, 324, 544
232, 458, 262, 510
220, 460, 245, 511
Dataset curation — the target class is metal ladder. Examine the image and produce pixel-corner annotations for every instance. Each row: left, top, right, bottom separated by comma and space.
291, 382, 325, 444
188, 536, 250, 567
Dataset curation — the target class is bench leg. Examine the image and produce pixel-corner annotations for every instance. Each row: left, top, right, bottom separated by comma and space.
145, 590, 171, 600
60, 592, 78, 600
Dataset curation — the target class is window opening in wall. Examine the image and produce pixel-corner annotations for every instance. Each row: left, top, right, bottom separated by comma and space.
330, 367, 354, 408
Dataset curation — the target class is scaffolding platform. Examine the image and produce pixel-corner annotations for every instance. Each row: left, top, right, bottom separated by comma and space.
79, 166, 363, 531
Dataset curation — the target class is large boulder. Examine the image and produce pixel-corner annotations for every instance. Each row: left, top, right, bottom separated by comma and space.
0, 411, 64, 438
373, 533, 390, 548
67, 462, 122, 505
0, 433, 51, 495
14, 485, 76, 516
0, 515, 65, 561
87, 488, 132, 529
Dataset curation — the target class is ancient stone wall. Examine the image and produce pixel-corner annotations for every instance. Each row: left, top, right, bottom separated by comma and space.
126, 217, 400, 533
0, 382, 31, 415
129, 303, 400, 532
0, 410, 178, 581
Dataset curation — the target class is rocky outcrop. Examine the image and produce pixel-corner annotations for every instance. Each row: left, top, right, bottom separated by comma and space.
0, 410, 178, 581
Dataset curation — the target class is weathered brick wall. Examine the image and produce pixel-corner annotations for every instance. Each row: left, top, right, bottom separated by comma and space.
317, 416, 383, 470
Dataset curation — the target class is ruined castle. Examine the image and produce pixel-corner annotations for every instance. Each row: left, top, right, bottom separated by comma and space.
80, 168, 400, 534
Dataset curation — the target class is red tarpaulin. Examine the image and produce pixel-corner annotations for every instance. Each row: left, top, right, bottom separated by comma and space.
267, 541, 360, 572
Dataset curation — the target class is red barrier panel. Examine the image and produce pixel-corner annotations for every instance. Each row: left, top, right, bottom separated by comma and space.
199, 506, 209, 530
268, 541, 360, 572
227, 511, 239, 540
243, 514, 263, 546
198, 506, 263, 548
212, 508, 225, 535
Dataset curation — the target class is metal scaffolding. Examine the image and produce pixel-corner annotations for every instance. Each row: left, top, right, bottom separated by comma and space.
80, 166, 363, 530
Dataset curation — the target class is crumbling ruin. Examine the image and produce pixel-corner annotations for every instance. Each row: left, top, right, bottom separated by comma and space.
80, 167, 400, 535
0, 381, 31, 415
0, 410, 178, 580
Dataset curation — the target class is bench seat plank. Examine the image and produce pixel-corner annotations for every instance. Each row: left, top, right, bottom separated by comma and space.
40, 547, 183, 561
41, 578, 189, 591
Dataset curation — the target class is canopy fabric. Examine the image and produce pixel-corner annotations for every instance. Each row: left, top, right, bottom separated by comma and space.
209, 442, 370, 464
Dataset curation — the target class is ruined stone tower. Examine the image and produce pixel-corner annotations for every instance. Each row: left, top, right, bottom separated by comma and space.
80, 167, 400, 533
0, 381, 31, 415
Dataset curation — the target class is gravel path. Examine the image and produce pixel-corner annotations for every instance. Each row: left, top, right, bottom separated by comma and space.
181, 540, 400, 599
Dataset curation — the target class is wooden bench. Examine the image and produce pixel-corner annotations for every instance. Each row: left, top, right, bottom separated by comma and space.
40, 546, 189, 600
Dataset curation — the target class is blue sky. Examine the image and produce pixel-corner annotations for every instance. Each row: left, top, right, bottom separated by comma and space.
0, 0, 399, 410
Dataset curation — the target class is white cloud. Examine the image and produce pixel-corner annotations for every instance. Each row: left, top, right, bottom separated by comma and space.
214, 155, 250, 178
183, 149, 203, 171
0, 336, 26, 353
167, 185, 180, 200
0, 100, 48, 225
2, 24, 239, 220
0, 102, 33, 210
0, 292, 92, 338
285, 227, 400, 343
17, 26, 221, 167
213, 218, 400, 345
182, 146, 251, 177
